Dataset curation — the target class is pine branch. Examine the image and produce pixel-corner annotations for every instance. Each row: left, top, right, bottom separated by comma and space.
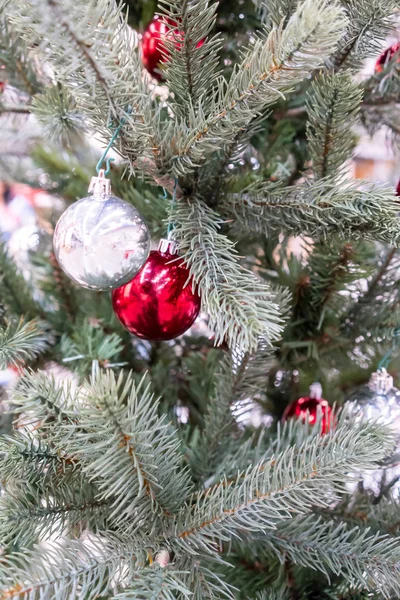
0, 18, 42, 96
32, 85, 86, 146
261, 514, 400, 598
11, 370, 81, 430
60, 318, 124, 376
0, 538, 146, 600
0, 243, 41, 319
66, 371, 192, 531
306, 73, 363, 178
0, 433, 80, 490
5, 0, 155, 168
330, 0, 397, 70
361, 248, 398, 303
172, 413, 393, 555
113, 566, 192, 599
0, 318, 52, 369
178, 557, 236, 600
255, 0, 300, 28
169, 0, 347, 176
188, 352, 242, 483
159, 0, 221, 118
172, 196, 284, 352
222, 178, 400, 245
0, 486, 110, 546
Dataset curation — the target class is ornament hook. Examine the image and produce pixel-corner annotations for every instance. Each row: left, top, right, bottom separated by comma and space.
377, 327, 400, 371
95, 105, 133, 176
167, 178, 178, 239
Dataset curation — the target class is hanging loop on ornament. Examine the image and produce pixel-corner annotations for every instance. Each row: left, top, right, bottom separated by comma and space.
378, 328, 400, 372
96, 105, 133, 176
167, 178, 178, 239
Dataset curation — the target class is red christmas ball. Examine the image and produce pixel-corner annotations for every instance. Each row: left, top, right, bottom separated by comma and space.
282, 383, 333, 434
396, 180, 400, 197
112, 240, 201, 341
375, 42, 400, 73
141, 15, 204, 80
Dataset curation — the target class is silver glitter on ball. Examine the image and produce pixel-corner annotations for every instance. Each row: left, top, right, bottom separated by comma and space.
53, 170, 150, 290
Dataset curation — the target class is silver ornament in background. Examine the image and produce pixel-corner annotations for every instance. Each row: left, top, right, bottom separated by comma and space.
8, 224, 52, 270
346, 369, 400, 428
346, 368, 400, 496
53, 170, 150, 291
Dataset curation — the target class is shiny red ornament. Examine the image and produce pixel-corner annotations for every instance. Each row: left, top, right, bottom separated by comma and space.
375, 42, 400, 73
396, 180, 400, 197
112, 240, 201, 341
282, 383, 333, 434
141, 15, 204, 80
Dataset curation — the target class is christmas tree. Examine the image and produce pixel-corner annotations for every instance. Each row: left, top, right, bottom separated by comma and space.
0, 0, 400, 597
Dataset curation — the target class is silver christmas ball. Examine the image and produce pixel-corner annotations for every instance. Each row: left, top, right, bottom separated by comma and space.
53, 171, 150, 290
346, 369, 400, 428
8, 225, 52, 267
346, 369, 400, 496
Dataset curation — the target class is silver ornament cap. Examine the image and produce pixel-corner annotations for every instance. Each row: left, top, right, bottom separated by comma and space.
53, 171, 150, 290
369, 368, 394, 395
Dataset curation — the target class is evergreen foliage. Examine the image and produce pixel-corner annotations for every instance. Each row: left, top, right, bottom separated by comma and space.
0, 0, 399, 597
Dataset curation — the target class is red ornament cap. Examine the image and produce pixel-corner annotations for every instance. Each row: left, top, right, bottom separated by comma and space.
375, 42, 400, 73
282, 383, 333, 434
141, 15, 204, 80
112, 239, 201, 341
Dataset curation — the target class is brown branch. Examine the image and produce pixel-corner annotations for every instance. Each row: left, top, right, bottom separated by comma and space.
0, 104, 31, 114
320, 87, 339, 179
178, 466, 319, 539
46, 0, 120, 121
363, 247, 397, 302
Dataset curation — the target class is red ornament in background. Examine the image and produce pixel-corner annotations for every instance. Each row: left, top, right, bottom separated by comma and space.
141, 15, 204, 81
0, 65, 6, 93
112, 239, 201, 341
282, 383, 333, 434
396, 180, 400, 197
375, 42, 400, 73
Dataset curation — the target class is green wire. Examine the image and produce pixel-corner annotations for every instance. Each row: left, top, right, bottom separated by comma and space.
96, 105, 133, 176
167, 178, 178, 239
377, 327, 400, 371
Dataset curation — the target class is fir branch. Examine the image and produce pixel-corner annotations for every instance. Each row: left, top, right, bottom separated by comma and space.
60, 318, 124, 376
262, 514, 400, 598
0, 18, 42, 96
173, 414, 393, 555
181, 559, 236, 599
330, 0, 397, 70
255, 0, 300, 28
222, 178, 400, 245
5, 0, 154, 167
0, 537, 146, 600
188, 352, 241, 483
361, 248, 398, 304
172, 197, 284, 352
306, 73, 363, 179
32, 85, 86, 146
0, 433, 79, 490
0, 318, 52, 369
113, 566, 192, 599
11, 370, 80, 430
66, 371, 192, 531
159, 0, 222, 118
0, 487, 110, 546
169, 0, 347, 176
0, 243, 40, 319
